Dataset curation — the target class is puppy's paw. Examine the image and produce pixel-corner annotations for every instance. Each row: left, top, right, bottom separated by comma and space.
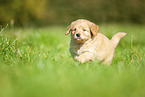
75, 56, 86, 63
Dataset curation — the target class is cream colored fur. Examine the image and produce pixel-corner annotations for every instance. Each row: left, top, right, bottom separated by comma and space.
65, 19, 126, 65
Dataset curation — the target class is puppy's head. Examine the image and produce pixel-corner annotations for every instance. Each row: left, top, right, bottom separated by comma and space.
65, 19, 99, 43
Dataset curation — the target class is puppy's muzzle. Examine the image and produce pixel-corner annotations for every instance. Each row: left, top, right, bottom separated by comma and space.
74, 33, 82, 42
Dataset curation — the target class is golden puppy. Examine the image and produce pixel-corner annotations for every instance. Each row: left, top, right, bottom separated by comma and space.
65, 19, 126, 64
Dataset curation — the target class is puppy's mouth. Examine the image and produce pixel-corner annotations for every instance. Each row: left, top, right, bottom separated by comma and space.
73, 37, 86, 43
74, 38, 81, 41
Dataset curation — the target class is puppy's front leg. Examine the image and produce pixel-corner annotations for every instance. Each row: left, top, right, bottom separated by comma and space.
75, 52, 94, 63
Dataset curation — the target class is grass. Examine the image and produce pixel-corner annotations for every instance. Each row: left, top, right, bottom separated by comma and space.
0, 24, 145, 97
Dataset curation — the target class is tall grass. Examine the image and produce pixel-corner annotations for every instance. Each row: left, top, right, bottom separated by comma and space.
0, 24, 145, 97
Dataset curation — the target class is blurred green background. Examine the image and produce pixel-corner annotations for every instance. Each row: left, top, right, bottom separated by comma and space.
0, 0, 145, 26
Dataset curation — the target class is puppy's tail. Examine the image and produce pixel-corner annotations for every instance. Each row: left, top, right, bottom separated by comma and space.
111, 32, 127, 48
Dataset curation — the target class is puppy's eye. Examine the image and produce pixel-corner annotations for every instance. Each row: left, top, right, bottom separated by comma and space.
83, 29, 86, 31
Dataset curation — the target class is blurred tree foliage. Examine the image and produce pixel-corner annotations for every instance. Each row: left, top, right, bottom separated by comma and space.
0, 0, 145, 26
0, 0, 47, 26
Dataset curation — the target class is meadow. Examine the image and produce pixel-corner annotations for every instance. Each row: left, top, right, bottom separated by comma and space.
0, 24, 145, 97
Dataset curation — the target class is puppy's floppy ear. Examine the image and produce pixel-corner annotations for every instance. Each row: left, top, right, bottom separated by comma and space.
90, 23, 99, 36
65, 25, 71, 35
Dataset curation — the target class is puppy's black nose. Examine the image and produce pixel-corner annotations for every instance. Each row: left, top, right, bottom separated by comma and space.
76, 33, 80, 37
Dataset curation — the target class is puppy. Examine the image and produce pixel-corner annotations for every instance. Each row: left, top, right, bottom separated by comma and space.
65, 19, 126, 65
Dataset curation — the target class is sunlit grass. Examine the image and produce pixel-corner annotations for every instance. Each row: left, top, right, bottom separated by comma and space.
0, 24, 145, 97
